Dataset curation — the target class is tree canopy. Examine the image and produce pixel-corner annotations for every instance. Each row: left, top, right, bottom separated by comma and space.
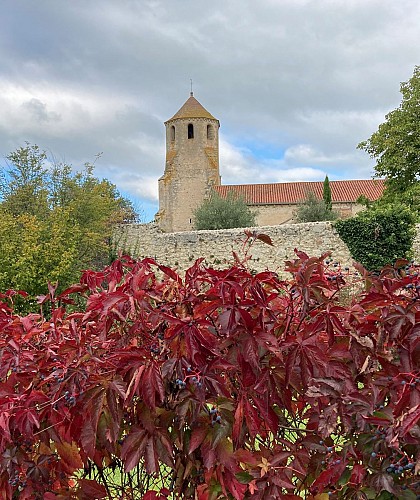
193, 190, 256, 230
358, 65, 420, 193
0, 143, 138, 304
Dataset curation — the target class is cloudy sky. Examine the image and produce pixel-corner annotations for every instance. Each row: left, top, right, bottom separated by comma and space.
0, 0, 419, 220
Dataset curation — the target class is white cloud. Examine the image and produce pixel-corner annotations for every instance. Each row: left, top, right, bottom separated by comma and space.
220, 137, 326, 184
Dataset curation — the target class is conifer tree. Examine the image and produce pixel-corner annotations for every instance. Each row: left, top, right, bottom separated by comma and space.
323, 175, 332, 211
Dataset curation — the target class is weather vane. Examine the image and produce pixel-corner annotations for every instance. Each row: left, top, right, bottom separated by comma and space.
190, 79, 193, 96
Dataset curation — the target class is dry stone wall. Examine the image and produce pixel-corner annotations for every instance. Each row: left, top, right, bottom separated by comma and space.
115, 221, 369, 277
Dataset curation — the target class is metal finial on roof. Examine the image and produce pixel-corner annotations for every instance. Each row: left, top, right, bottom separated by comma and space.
190, 79, 193, 96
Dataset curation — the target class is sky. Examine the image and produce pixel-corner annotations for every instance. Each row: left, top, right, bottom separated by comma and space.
0, 0, 419, 221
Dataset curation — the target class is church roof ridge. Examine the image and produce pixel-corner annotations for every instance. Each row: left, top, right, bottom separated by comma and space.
166, 93, 218, 122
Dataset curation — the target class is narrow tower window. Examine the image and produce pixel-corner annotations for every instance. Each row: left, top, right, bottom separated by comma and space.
188, 123, 194, 139
207, 124, 214, 140
170, 125, 175, 141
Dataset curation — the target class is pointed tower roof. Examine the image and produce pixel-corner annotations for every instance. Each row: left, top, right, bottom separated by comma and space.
166, 93, 217, 122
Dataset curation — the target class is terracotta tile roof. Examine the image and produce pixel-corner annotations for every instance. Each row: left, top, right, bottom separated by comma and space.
166, 94, 217, 122
214, 179, 385, 205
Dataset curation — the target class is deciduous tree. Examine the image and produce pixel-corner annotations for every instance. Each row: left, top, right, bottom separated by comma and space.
358, 66, 420, 193
0, 143, 138, 304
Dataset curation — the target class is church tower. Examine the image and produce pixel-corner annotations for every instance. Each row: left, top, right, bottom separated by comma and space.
156, 93, 221, 232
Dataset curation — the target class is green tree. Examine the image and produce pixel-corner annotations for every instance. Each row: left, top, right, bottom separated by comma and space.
358, 66, 420, 193
372, 181, 420, 222
193, 190, 256, 230
0, 144, 138, 303
0, 143, 49, 216
295, 191, 338, 222
323, 175, 332, 211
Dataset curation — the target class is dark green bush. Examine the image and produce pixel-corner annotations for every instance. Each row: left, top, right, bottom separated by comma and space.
335, 204, 416, 271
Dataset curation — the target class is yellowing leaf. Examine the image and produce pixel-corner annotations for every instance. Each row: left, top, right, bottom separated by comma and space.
56, 441, 84, 473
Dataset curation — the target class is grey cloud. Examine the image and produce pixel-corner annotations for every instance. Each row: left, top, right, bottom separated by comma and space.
21, 98, 61, 123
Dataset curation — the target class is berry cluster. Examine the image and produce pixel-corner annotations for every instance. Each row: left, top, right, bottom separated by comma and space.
324, 259, 350, 283
174, 378, 186, 389
150, 343, 160, 354
386, 461, 415, 475
209, 406, 221, 425
63, 390, 76, 407
182, 367, 203, 388
7, 471, 19, 487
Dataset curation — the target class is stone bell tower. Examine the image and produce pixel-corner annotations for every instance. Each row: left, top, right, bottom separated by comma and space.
156, 92, 221, 232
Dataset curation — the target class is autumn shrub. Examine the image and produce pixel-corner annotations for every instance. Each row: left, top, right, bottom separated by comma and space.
0, 234, 419, 499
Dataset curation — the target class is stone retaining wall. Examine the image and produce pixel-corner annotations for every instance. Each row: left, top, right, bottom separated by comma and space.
116, 221, 420, 277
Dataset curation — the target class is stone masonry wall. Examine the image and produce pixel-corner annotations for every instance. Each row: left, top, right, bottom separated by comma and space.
115, 222, 411, 277
254, 202, 366, 226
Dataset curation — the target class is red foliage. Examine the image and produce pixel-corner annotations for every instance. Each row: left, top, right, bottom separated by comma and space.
0, 243, 419, 499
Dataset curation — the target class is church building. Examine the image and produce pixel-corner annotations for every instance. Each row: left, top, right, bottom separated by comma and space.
156, 94, 384, 233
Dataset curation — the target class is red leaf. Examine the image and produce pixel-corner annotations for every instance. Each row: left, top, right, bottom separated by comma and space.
233, 397, 244, 446
142, 492, 159, 500
223, 469, 248, 500
157, 264, 182, 283
349, 463, 365, 486
144, 437, 159, 474
189, 426, 208, 454
121, 427, 148, 472
125, 365, 146, 403
399, 404, 420, 437
244, 399, 262, 438
141, 363, 164, 409
78, 479, 107, 498
311, 463, 344, 494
